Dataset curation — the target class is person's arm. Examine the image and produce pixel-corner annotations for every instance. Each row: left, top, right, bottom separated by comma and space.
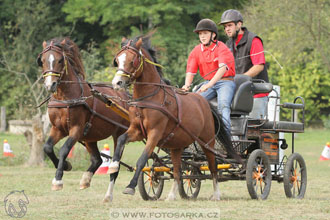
244, 37, 265, 77
244, 64, 264, 77
182, 73, 195, 91
199, 64, 227, 93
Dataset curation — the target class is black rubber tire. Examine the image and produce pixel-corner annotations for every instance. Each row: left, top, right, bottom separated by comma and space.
178, 164, 201, 200
246, 149, 272, 200
137, 159, 164, 201
283, 153, 307, 199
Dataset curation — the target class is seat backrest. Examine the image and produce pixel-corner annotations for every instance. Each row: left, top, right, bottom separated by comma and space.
231, 75, 254, 115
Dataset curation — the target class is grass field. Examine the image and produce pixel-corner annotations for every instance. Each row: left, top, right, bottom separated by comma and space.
0, 129, 330, 220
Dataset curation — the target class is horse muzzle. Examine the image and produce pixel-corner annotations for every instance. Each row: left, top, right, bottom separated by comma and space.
112, 74, 128, 90
44, 80, 58, 93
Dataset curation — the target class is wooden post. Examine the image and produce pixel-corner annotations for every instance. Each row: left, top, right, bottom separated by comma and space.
26, 114, 45, 166
0, 106, 6, 132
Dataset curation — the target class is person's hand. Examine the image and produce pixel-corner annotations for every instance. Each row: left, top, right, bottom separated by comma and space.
182, 84, 190, 91
198, 83, 211, 93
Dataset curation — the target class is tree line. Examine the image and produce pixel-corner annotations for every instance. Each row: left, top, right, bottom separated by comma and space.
0, 0, 329, 126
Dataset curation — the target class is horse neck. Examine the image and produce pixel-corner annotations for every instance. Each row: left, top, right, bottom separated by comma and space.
53, 65, 87, 100
133, 61, 162, 100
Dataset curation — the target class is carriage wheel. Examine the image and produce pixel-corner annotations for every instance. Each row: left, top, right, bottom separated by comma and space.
283, 153, 307, 199
178, 163, 201, 199
246, 149, 272, 200
137, 159, 164, 201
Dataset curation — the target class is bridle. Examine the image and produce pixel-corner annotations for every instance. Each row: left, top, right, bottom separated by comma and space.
113, 40, 144, 83
113, 40, 164, 85
37, 41, 68, 82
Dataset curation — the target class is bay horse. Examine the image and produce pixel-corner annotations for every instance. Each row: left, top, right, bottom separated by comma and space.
109, 36, 242, 200
37, 37, 129, 202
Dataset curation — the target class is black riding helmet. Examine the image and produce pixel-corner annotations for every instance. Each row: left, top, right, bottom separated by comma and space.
219, 9, 243, 25
193, 19, 218, 40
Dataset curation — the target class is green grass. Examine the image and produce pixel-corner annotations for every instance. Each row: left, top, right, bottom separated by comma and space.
0, 129, 330, 219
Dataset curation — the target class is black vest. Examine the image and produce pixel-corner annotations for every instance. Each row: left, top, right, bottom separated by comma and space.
226, 27, 268, 82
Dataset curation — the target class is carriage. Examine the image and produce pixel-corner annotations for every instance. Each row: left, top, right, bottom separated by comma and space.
135, 75, 307, 200
38, 36, 306, 202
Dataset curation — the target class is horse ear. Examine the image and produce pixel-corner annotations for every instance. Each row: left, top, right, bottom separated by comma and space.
42, 41, 47, 49
144, 29, 157, 39
136, 38, 143, 49
61, 39, 66, 45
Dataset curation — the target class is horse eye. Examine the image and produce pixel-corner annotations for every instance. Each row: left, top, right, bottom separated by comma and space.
59, 57, 64, 64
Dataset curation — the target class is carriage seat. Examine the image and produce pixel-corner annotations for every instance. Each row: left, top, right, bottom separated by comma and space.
231, 75, 273, 116
259, 121, 304, 133
195, 75, 272, 116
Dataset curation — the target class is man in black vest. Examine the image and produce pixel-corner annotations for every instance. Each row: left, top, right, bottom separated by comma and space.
219, 9, 269, 119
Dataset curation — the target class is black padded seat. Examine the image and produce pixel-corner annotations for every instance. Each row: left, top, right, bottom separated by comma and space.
231, 75, 254, 115
261, 121, 304, 133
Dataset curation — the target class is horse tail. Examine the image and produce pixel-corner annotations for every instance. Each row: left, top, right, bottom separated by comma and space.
210, 105, 243, 165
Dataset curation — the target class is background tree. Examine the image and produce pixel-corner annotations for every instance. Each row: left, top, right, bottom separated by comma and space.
62, 0, 246, 85
243, 0, 330, 123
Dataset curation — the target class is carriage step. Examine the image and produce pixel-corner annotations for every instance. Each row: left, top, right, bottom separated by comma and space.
200, 164, 231, 171
232, 140, 256, 143
141, 164, 232, 173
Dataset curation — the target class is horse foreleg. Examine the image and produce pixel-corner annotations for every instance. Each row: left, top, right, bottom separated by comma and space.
123, 135, 158, 195
166, 148, 183, 201
203, 146, 220, 201
108, 133, 128, 174
103, 169, 120, 203
52, 136, 76, 191
80, 142, 102, 190
43, 127, 64, 168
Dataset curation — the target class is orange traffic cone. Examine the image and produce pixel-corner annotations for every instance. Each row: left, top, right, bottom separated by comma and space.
68, 146, 74, 158
3, 139, 15, 157
96, 144, 111, 174
319, 142, 330, 161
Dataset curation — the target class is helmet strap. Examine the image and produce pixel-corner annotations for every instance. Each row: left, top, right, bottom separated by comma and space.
201, 32, 216, 46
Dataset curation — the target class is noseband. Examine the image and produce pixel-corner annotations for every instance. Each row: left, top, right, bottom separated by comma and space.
37, 41, 68, 81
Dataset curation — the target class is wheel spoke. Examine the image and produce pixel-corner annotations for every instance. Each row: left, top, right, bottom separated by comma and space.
152, 183, 156, 195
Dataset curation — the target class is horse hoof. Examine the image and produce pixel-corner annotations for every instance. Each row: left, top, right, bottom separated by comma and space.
79, 172, 93, 189
80, 183, 90, 190
209, 195, 221, 201
108, 161, 119, 174
64, 161, 72, 171
52, 178, 63, 191
165, 194, 176, 201
103, 196, 113, 203
51, 184, 63, 191
123, 187, 135, 195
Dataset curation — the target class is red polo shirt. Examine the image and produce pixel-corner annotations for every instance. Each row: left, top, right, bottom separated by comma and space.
186, 41, 235, 80
236, 34, 268, 98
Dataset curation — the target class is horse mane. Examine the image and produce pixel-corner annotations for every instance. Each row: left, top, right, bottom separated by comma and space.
46, 37, 86, 80
121, 35, 163, 78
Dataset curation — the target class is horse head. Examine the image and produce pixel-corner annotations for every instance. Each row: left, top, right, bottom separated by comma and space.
37, 38, 85, 93
112, 37, 144, 90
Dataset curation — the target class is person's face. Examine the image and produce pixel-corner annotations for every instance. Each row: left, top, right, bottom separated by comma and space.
223, 22, 241, 38
198, 31, 215, 45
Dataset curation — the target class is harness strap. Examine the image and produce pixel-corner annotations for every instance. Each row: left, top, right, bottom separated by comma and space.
129, 97, 215, 150
48, 98, 128, 130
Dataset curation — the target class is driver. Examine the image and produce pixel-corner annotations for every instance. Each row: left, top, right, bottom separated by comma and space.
182, 18, 236, 135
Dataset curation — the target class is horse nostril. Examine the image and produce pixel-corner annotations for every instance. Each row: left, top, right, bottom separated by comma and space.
50, 82, 57, 92
117, 81, 123, 86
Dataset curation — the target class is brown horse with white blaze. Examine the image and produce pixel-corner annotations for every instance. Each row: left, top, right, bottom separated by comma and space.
109, 36, 242, 200
37, 37, 129, 202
